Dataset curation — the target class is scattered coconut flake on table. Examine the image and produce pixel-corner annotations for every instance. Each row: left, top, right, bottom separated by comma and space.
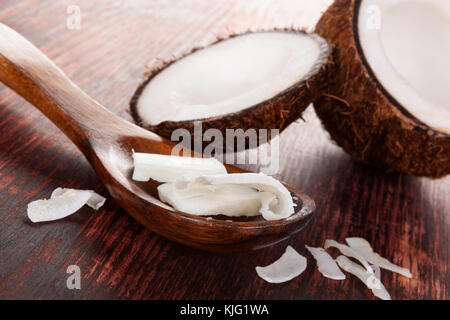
51, 188, 106, 210
158, 173, 294, 220
132, 153, 226, 182
324, 239, 374, 274
256, 246, 307, 283
345, 237, 412, 278
305, 245, 345, 280
336, 255, 391, 300
27, 188, 106, 223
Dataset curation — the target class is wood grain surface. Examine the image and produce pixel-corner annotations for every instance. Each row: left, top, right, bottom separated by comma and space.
0, 0, 448, 300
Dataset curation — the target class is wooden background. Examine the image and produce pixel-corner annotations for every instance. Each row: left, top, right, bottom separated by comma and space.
0, 0, 448, 300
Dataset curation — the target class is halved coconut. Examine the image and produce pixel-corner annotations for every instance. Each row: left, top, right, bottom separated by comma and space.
130, 30, 332, 150
315, 0, 450, 177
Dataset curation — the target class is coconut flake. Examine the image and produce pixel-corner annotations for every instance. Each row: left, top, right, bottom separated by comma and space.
132, 153, 227, 182
336, 255, 391, 300
158, 182, 275, 218
305, 245, 346, 280
345, 237, 412, 278
85, 191, 107, 210
27, 188, 106, 223
159, 173, 294, 220
324, 239, 373, 273
256, 246, 307, 283
51, 188, 106, 210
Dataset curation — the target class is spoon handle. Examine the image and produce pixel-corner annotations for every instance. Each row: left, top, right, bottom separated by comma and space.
0, 23, 137, 157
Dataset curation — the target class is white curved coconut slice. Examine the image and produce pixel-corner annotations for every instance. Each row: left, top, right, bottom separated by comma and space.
158, 173, 294, 220
28, 188, 106, 222
158, 182, 275, 217
305, 245, 346, 280
324, 239, 373, 273
132, 153, 227, 182
256, 246, 307, 283
345, 237, 412, 278
51, 188, 106, 210
336, 255, 391, 300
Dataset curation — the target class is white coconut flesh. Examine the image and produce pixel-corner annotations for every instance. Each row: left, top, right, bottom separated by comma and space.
345, 237, 412, 278
336, 255, 391, 300
132, 152, 227, 182
324, 239, 374, 274
27, 188, 106, 223
51, 187, 106, 210
305, 245, 346, 280
158, 173, 295, 221
255, 246, 307, 283
135, 32, 324, 125
358, 0, 450, 134
132, 153, 295, 220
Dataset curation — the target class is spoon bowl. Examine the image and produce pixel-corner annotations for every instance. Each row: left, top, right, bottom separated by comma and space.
0, 23, 315, 252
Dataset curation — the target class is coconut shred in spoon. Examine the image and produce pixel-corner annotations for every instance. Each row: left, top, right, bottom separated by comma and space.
133, 153, 295, 221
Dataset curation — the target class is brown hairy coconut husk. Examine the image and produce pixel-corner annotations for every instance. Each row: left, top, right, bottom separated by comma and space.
315, 0, 450, 178
130, 30, 333, 152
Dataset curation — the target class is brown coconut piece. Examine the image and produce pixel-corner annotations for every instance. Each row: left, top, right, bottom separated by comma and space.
315, 0, 450, 177
130, 30, 333, 152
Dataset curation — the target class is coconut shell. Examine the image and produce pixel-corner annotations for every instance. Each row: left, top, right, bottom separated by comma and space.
130, 30, 333, 152
315, 0, 450, 178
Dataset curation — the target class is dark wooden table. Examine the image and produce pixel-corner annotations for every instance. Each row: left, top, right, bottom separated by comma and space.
0, 0, 448, 300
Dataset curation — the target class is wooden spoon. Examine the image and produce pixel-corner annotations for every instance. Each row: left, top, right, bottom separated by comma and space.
0, 23, 315, 252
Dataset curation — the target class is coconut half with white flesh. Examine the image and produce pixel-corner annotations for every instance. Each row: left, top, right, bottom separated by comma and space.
130, 30, 332, 149
315, 0, 450, 177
